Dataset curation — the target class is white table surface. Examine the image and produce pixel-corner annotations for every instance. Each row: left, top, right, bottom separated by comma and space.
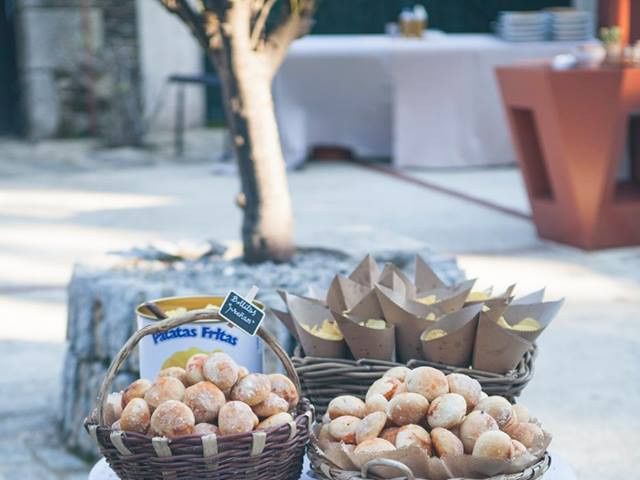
90, 451, 577, 480
273, 33, 589, 168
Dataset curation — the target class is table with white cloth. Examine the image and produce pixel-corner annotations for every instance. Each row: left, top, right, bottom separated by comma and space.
89, 452, 578, 480
273, 33, 589, 168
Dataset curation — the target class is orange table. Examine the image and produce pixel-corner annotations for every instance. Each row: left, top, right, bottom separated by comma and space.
496, 65, 640, 249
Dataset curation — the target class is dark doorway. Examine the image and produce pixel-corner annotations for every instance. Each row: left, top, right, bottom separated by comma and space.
0, 0, 20, 134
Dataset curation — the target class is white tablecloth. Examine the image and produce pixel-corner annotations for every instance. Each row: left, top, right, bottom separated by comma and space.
273, 34, 587, 168
90, 452, 578, 480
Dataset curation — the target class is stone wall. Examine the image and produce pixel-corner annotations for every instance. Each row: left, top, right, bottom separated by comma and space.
61, 248, 463, 457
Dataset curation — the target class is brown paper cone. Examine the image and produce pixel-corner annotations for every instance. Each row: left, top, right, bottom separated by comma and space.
415, 254, 447, 291
326, 275, 372, 312
378, 263, 416, 299
420, 304, 483, 366
348, 254, 380, 288
472, 312, 533, 373
502, 299, 564, 342
348, 288, 385, 319
269, 308, 300, 342
419, 279, 476, 314
375, 284, 439, 362
281, 291, 349, 359
333, 311, 395, 361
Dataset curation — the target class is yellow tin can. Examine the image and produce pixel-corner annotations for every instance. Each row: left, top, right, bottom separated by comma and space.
136, 295, 263, 380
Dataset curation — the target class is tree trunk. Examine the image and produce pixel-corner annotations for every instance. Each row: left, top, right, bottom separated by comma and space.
214, 50, 295, 263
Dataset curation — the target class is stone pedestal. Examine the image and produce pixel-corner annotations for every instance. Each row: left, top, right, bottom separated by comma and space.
61, 248, 462, 457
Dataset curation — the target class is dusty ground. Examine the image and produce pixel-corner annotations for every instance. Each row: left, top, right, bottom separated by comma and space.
0, 131, 638, 479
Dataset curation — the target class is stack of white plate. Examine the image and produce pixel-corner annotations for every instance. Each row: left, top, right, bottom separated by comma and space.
495, 11, 549, 42
549, 9, 593, 41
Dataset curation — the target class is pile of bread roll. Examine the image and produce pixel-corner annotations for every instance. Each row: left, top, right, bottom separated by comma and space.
102, 352, 299, 438
318, 366, 546, 461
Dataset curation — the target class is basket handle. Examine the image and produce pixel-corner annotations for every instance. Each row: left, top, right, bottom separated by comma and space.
96, 307, 301, 426
360, 459, 415, 480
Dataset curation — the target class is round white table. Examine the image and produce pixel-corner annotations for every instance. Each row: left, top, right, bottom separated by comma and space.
90, 452, 577, 480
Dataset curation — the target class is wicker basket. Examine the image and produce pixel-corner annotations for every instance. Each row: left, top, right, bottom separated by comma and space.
292, 346, 536, 416
308, 444, 551, 480
85, 309, 313, 480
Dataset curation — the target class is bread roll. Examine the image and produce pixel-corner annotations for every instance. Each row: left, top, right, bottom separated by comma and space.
158, 367, 189, 386
459, 410, 499, 453
230, 373, 271, 406
257, 412, 294, 430
427, 393, 466, 429
386, 393, 429, 426
203, 353, 239, 391
328, 415, 361, 444
327, 395, 366, 419
120, 398, 150, 434
472, 430, 512, 460
194, 423, 219, 435
355, 411, 387, 444
365, 394, 389, 415
366, 376, 403, 400
268, 373, 299, 409
149, 400, 195, 438
431, 427, 464, 457
395, 424, 432, 454
506, 422, 545, 451
104, 392, 124, 426
185, 354, 209, 385
475, 396, 515, 430
253, 392, 289, 418
384, 366, 411, 382
218, 401, 259, 435
446, 373, 481, 413
122, 379, 152, 408
512, 404, 530, 424
144, 377, 186, 409
380, 427, 400, 444
183, 381, 226, 423
354, 438, 395, 455
511, 439, 527, 458
406, 367, 449, 401
237, 366, 250, 380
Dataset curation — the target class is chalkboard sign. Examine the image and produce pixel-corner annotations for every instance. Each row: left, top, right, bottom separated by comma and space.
219, 291, 265, 336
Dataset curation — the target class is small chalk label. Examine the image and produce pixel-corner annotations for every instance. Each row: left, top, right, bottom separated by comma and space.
219, 290, 265, 336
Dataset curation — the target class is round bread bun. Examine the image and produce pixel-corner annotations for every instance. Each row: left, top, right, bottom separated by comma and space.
366, 376, 403, 401
431, 427, 464, 457
380, 427, 401, 444
237, 366, 250, 380
446, 373, 482, 413
355, 411, 387, 444
406, 367, 449, 401
257, 412, 294, 430
120, 398, 150, 434
185, 354, 209, 386
506, 422, 545, 451
395, 424, 432, 455
384, 366, 411, 382
386, 393, 429, 426
253, 392, 289, 418
122, 379, 152, 408
427, 393, 467, 429
144, 376, 186, 409
365, 394, 389, 415
511, 439, 527, 458
512, 404, 530, 424
268, 373, 299, 409
354, 438, 396, 456
472, 430, 512, 460
218, 401, 259, 435
158, 366, 189, 386
104, 392, 124, 426
203, 353, 239, 391
193, 423, 219, 436
230, 373, 271, 406
459, 410, 499, 453
328, 415, 361, 444
475, 396, 515, 430
149, 400, 195, 438
183, 381, 226, 423
327, 395, 366, 419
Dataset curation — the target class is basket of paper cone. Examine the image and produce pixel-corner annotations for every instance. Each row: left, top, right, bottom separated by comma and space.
308, 366, 552, 480
84, 307, 313, 480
